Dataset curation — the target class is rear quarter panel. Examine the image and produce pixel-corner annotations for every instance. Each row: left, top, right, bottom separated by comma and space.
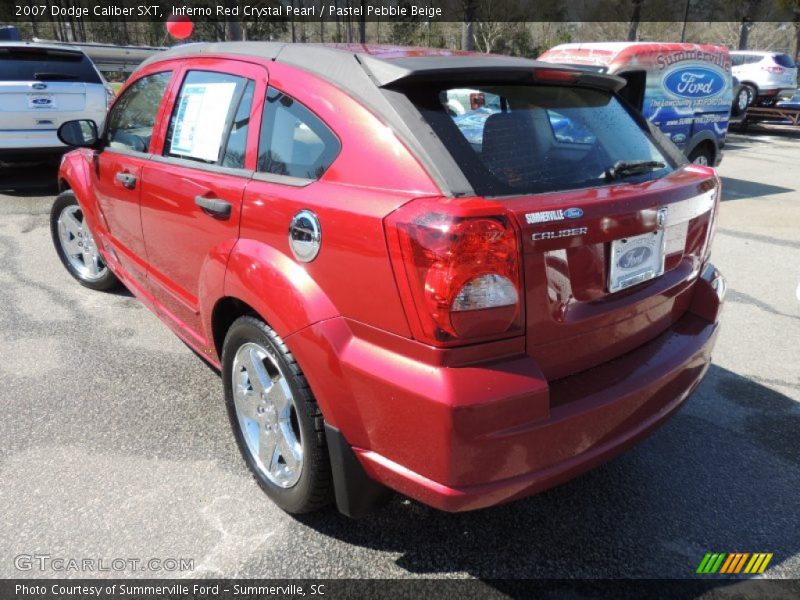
225, 60, 441, 342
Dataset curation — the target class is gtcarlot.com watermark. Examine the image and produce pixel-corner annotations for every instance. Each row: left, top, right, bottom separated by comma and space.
14, 554, 194, 573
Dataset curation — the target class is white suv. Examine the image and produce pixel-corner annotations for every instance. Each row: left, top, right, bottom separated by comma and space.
0, 42, 111, 162
731, 51, 798, 107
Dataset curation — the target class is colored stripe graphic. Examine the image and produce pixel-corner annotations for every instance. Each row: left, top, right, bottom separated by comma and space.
699, 552, 774, 575
720, 553, 750, 574
697, 553, 727, 573
744, 553, 773, 574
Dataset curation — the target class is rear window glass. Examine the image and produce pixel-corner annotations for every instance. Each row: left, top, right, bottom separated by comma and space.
409, 84, 672, 196
774, 54, 796, 68
0, 48, 101, 83
257, 87, 340, 180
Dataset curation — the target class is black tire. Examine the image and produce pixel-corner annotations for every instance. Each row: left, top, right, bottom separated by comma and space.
732, 87, 750, 116
50, 190, 120, 291
222, 316, 333, 514
688, 144, 714, 166
741, 83, 757, 108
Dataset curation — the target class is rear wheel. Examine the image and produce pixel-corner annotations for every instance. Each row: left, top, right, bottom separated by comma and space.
50, 191, 119, 291
741, 83, 757, 108
733, 87, 750, 115
222, 316, 333, 514
688, 145, 714, 166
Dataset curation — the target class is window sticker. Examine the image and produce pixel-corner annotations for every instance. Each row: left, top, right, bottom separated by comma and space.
170, 82, 237, 162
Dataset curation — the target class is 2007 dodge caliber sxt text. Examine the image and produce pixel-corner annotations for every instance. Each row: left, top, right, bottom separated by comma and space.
50, 42, 726, 517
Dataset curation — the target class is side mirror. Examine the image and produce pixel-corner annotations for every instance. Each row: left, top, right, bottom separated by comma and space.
57, 119, 100, 148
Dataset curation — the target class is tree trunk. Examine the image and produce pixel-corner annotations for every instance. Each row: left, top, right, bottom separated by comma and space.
738, 19, 751, 50
462, 0, 477, 51
290, 0, 296, 43
225, 0, 243, 41
794, 20, 800, 63
627, 0, 642, 42
359, 0, 366, 43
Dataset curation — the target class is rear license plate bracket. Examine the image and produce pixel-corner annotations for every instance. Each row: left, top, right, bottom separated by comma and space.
608, 226, 666, 293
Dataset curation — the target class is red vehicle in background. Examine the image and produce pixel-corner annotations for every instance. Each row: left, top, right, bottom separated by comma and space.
51, 43, 726, 516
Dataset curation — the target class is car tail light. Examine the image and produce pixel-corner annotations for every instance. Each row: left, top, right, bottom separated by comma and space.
385, 197, 523, 346
532, 68, 580, 83
764, 66, 785, 74
686, 165, 721, 263
105, 86, 116, 110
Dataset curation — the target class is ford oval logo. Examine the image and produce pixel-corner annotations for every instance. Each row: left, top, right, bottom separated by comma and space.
618, 246, 652, 270
32, 98, 51, 105
564, 207, 583, 219
663, 67, 725, 99
672, 133, 687, 143
32, 83, 47, 90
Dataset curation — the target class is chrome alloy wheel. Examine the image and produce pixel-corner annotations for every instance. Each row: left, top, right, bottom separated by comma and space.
57, 205, 107, 281
232, 342, 303, 488
737, 88, 750, 112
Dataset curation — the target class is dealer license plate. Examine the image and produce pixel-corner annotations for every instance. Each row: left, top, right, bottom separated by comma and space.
608, 227, 666, 293
28, 94, 55, 109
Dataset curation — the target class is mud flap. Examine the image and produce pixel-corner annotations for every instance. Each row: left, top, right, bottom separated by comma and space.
324, 424, 393, 518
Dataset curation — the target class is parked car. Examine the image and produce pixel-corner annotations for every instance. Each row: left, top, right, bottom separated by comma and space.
776, 88, 800, 110
0, 42, 113, 162
539, 42, 735, 166
730, 50, 798, 107
51, 43, 726, 516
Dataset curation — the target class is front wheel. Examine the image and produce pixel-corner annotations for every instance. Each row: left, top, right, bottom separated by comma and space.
50, 191, 119, 291
222, 316, 333, 514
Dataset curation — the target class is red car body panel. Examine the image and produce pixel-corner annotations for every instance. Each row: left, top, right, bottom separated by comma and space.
58, 45, 725, 513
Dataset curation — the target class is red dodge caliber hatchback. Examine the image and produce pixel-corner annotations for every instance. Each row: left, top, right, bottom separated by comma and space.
51, 43, 726, 516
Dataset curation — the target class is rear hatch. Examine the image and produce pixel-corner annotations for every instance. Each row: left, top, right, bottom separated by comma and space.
505, 168, 716, 380
772, 53, 798, 89
0, 45, 102, 132
399, 72, 718, 380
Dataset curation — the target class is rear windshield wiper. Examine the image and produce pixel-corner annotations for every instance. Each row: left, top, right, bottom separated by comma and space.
34, 72, 79, 81
605, 160, 666, 180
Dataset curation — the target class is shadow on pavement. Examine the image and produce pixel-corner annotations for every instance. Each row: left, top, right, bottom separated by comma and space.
719, 176, 793, 201
296, 364, 799, 579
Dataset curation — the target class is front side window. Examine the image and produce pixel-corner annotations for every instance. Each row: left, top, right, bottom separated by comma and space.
257, 87, 340, 180
409, 84, 672, 196
165, 70, 253, 166
106, 71, 171, 153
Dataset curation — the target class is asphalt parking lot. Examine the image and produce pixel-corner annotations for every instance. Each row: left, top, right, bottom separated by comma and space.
0, 126, 798, 583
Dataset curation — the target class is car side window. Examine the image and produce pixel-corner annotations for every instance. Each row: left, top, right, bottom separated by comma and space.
164, 70, 254, 167
106, 71, 171, 153
257, 87, 340, 180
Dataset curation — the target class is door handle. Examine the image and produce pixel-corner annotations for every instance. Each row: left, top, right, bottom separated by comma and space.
195, 195, 232, 218
115, 171, 136, 189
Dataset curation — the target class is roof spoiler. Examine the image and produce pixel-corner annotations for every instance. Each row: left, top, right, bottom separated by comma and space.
358, 54, 626, 93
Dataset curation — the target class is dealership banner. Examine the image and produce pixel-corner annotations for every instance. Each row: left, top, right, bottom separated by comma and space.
2, 0, 800, 23
3, 579, 800, 599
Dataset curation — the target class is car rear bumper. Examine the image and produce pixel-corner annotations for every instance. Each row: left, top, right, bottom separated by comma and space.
759, 87, 797, 100
0, 130, 66, 159
288, 264, 725, 512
